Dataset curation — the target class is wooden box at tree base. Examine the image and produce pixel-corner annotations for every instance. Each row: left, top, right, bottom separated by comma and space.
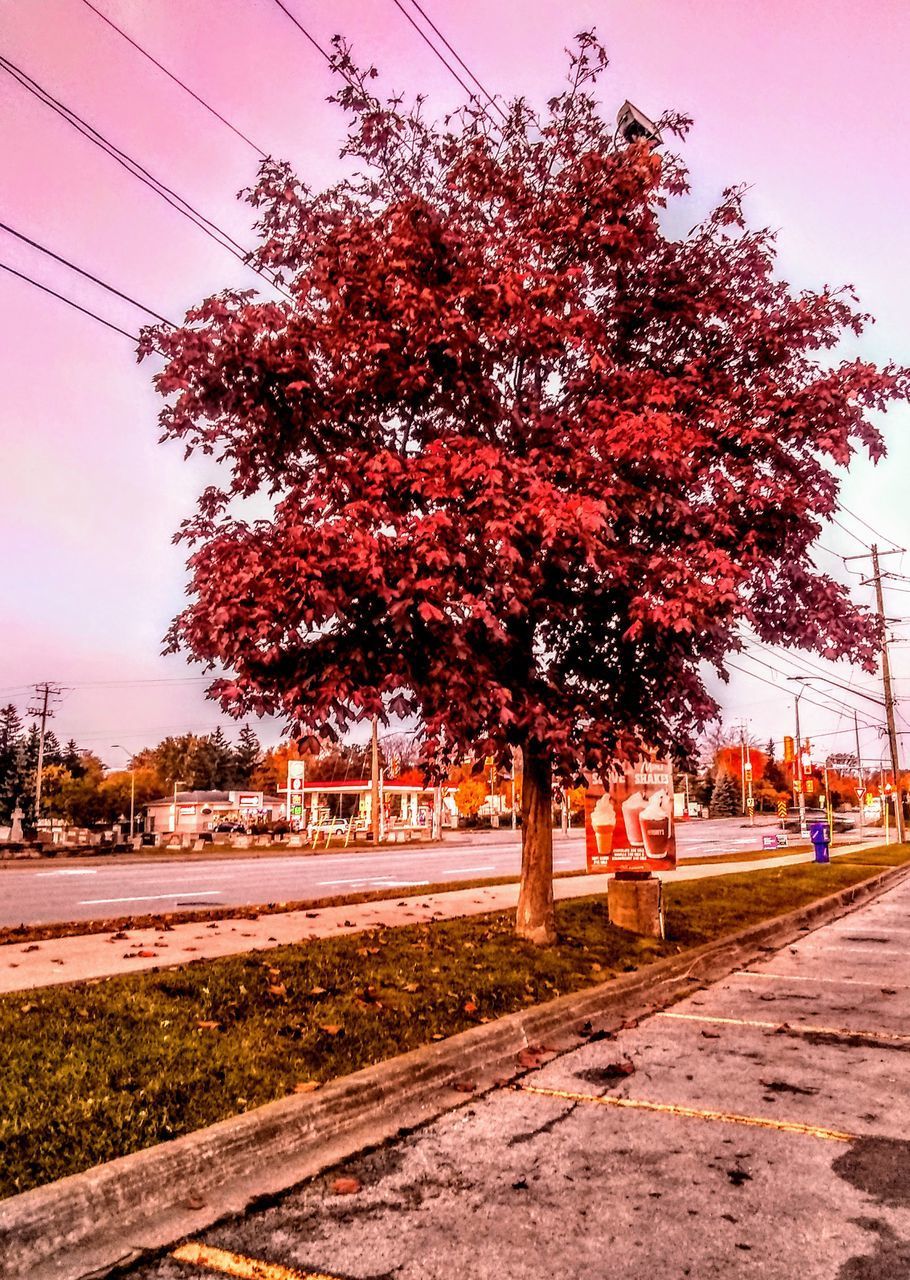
608, 875, 663, 938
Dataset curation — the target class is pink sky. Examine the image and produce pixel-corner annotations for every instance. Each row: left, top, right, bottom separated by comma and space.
2, 0, 908, 764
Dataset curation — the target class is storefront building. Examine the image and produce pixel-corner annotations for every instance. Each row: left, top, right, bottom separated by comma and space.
144, 789, 285, 836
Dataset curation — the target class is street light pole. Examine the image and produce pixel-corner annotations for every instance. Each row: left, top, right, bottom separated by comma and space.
793, 691, 807, 836
111, 744, 135, 839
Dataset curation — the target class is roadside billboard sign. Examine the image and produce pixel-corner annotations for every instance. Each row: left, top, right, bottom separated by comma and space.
585, 761, 676, 873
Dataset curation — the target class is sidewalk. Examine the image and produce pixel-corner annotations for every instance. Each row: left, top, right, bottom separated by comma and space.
0, 843, 881, 994
129, 868, 910, 1280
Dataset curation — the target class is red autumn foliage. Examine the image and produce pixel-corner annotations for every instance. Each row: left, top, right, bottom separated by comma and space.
142, 35, 908, 942
715, 746, 767, 782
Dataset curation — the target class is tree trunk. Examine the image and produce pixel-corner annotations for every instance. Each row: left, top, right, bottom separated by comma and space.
515, 744, 556, 945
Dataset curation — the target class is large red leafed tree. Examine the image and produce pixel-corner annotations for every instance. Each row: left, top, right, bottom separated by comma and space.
143, 36, 907, 944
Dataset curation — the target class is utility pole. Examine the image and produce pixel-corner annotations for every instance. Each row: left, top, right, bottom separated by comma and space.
871, 544, 906, 844
854, 711, 865, 842
26, 682, 61, 828
371, 715, 381, 844
793, 693, 807, 836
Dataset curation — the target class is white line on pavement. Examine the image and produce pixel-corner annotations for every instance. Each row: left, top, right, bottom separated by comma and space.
78, 891, 223, 905
36, 869, 98, 876
441, 866, 496, 874
735, 970, 907, 988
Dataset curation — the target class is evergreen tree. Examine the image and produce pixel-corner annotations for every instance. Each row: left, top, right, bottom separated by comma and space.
193, 727, 234, 790
765, 738, 776, 765
42, 730, 64, 767
232, 723, 262, 787
0, 704, 25, 825
63, 739, 86, 779
710, 770, 740, 817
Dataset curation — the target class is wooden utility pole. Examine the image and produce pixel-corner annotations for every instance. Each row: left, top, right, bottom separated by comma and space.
371, 714, 381, 844
854, 711, 865, 842
26, 682, 61, 825
871, 544, 906, 843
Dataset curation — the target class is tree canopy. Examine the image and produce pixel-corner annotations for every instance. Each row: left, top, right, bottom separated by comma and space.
141, 34, 908, 941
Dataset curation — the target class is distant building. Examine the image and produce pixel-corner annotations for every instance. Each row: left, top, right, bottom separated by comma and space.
281, 779, 458, 832
144, 789, 284, 836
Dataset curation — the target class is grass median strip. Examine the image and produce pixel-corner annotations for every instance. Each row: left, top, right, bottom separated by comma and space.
0, 851, 905, 1200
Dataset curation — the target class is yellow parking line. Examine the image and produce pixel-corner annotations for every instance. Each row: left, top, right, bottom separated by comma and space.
518, 1084, 856, 1142
657, 1010, 910, 1044
171, 1241, 343, 1280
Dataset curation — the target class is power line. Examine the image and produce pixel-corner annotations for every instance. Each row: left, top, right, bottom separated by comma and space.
725, 660, 882, 732
78, 0, 269, 158
734, 650, 887, 723
388, 0, 495, 118
830, 516, 870, 550
399, 0, 506, 120
744, 635, 885, 705
0, 260, 139, 341
269, 0, 333, 62
0, 53, 289, 299
0, 220, 174, 325
838, 504, 904, 552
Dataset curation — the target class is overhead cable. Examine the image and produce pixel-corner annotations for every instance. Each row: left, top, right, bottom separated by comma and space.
0, 53, 290, 299
78, 0, 269, 158
396, 0, 506, 120
0, 220, 174, 325
0, 259, 139, 341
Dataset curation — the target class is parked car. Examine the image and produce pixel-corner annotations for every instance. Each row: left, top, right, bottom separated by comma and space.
213, 822, 246, 833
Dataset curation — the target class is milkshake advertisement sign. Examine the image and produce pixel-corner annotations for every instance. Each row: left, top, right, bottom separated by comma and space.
584, 761, 676, 873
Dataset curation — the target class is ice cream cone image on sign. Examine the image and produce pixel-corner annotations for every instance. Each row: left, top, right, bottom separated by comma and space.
640, 790, 672, 861
591, 793, 616, 856
621, 791, 647, 847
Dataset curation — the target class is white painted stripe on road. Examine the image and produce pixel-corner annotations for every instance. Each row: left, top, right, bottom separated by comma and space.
735, 970, 907, 989
36, 869, 98, 876
658, 1010, 910, 1045
78, 890, 222, 905
829, 946, 907, 956
442, 866, 496, 874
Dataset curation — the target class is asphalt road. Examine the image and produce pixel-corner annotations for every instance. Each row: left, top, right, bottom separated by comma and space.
129, 869, 910, 1280
0, 816, 788, 927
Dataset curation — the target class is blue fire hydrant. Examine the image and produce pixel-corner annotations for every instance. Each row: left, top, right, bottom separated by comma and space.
809, 819, 830, 863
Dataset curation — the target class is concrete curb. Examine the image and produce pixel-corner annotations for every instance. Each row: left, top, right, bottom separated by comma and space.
2, 860, 908, 1280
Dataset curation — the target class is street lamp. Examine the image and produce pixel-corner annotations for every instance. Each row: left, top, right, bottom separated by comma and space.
170, 778, 188, 835
111, 744, 135, 840
784, 679, 819, 836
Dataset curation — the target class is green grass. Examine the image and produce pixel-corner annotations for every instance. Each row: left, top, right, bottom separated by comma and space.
1, 849, 906, 1199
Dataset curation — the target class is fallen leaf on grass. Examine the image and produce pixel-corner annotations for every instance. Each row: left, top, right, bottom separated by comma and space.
197, 1020, 220, 1030
268, 984, 288, 998
309, 986, 327, 996
293, 1081, 322, 1094
331, 1176, 361, 1196
20, 1003, 37, 1014
463, 1001, 478, 1014
319, 1024, 343, 1036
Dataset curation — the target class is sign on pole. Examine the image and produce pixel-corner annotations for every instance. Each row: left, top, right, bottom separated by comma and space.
585, 761, 676, 873
287, 759, 306, 824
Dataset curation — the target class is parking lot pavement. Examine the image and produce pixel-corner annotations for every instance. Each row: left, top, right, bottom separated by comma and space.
130, 876, 910, 1280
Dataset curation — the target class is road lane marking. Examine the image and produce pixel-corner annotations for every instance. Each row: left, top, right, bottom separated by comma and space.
78, 891, 222, 905
171, 1241, 342, 1279
35, 869, 98, 876
442, 865, 496, 874
517, 1084, 856, 1142
736, 970, 908, 988
825, 946, 906, 956
657, 1010, 910, 1045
